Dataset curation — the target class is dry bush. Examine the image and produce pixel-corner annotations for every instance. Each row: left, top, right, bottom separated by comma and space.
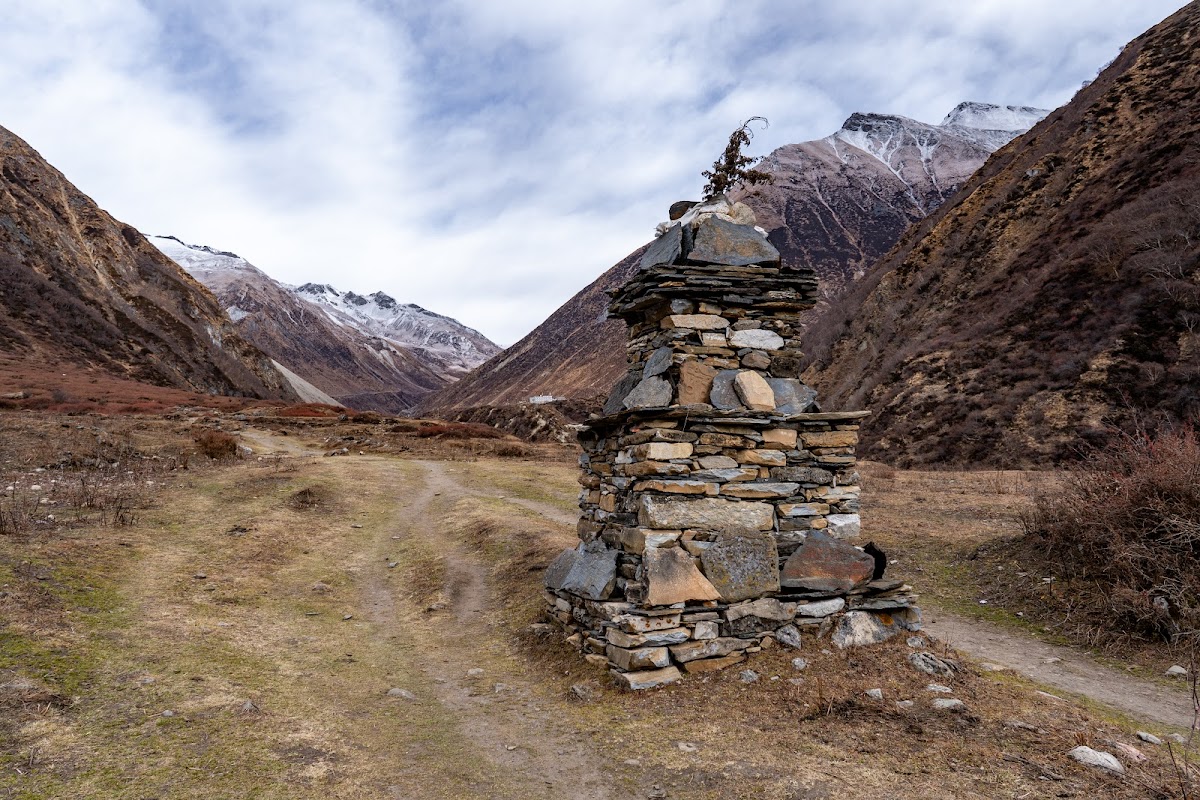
414, 422, 504, 440
276, 403, 344, 418
287, 486, 331, 511
193, 429, 239, 460
1020, 424, 1200, 642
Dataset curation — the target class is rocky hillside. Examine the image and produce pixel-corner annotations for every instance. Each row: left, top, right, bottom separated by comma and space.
0, 126, 295, 400
801, 1, 1200, 466
153, 236, 498, 413
417, 102, 1043, 415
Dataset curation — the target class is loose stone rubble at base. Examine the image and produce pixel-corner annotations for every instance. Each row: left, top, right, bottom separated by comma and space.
544, 196, 921, 687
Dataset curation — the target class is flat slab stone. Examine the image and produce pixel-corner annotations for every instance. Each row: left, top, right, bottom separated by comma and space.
826, 513, 861, 539
682, 653, 746, 673
709, 369, 743, 410
720, 482, 798, 499
660, 314, 728, 331
772, 466, 833, 485
780, 531, 874, 593
676, 360, 717, 406
613, 666, 682, 690
669, 637, 748, 663
643, 546, 721, 606
794, 597, 846, 617
544, 548, 579, 590
603, 372, 641, 415
726, 597, 793, 636
623, 376, 673, 410
560, 545, 618, 600
608, 627, 691, 648
640, 221, 683, 270
687, 216, 781, 266
768, 378, 818, 414
734, 370, 775, 411
638, 496, 774, 531
728, 329, 785, 350
699, 532, 780, 602
607, 645, 671, 671
642, 346, 674, 378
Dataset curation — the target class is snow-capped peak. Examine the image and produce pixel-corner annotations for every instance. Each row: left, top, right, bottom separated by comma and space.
150, 235, 263, 279
940, 101, 1047, 132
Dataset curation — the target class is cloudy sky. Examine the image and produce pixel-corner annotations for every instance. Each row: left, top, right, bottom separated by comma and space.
0, 0, 1188, 345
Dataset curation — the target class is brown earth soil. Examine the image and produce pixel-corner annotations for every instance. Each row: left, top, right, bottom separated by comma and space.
2, 418, 1196, 799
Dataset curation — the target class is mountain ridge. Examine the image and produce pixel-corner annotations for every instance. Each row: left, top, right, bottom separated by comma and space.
416, 101, 1045, 416
0, 125, 297, 402
152, 235, 499, 412
798, 1, 1200, 465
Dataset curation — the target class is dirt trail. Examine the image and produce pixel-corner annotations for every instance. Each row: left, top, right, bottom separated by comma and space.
924, 607, 1195, 729
363, 459, 627, 800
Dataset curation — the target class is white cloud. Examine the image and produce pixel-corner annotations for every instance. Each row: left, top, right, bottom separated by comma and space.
0, 0, 1188, 345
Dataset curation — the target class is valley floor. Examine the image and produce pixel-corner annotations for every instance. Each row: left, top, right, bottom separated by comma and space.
1, 421, 1196, 799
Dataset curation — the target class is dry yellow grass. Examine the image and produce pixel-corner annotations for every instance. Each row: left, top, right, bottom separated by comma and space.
2, 416, 1196, 799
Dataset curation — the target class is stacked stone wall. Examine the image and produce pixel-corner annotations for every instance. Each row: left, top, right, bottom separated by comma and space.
544, 198, 919, 688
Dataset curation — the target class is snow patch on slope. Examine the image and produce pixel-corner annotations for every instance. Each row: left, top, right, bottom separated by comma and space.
271, 360, 342, 406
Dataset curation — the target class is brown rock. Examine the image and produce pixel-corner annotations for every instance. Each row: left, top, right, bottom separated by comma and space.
780, 531, 874, 593
736, 449, 786, 466
633, 442, 694, 460
607, 644, 671, 671
643, 546, 722, 605
622, 461, 691, 477
682, 653, 746, 673
676, 360, 718, 406
669, 200, 698, 220
741, 350, 772, 370
669, 636, 747, 663
761, 428, 798, 447
733, 370, 775, 411
801, 431, 858, 448
719, 482, 799, 499
632, 480, 712, 495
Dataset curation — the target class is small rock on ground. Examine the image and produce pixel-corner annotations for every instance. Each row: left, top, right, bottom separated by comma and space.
932, 698, 965, 712
1113, 742, 1147, 764
739, 670, 759, 684
386, 688, 416, 700
1166, 665, 1189, 678
926, 683, 953, 693
791, 658, 808, 671
1137, 731, 1164, 745
1068, 745, 1125, 774
865, 688, 883, 701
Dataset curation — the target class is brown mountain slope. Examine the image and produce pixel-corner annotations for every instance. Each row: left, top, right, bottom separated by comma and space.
151, 236, 449, 413
801, 2, 1200, 466
418, 104, 1042, 415
0, 126, 295, 400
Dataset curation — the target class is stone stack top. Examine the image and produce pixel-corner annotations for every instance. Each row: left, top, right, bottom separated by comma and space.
608, 195, 818, 325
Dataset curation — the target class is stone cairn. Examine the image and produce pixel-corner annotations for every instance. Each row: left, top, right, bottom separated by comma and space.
543, 196, 919, 690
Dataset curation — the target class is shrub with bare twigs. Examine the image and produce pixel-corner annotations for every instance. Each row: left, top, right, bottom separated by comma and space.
1021, 424, 1200, 642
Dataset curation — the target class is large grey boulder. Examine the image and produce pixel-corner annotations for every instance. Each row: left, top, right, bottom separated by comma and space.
640, 222, 684, 269
559, 544, 618, 600
687, 217, 780, 266
700, 532, 780, 603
